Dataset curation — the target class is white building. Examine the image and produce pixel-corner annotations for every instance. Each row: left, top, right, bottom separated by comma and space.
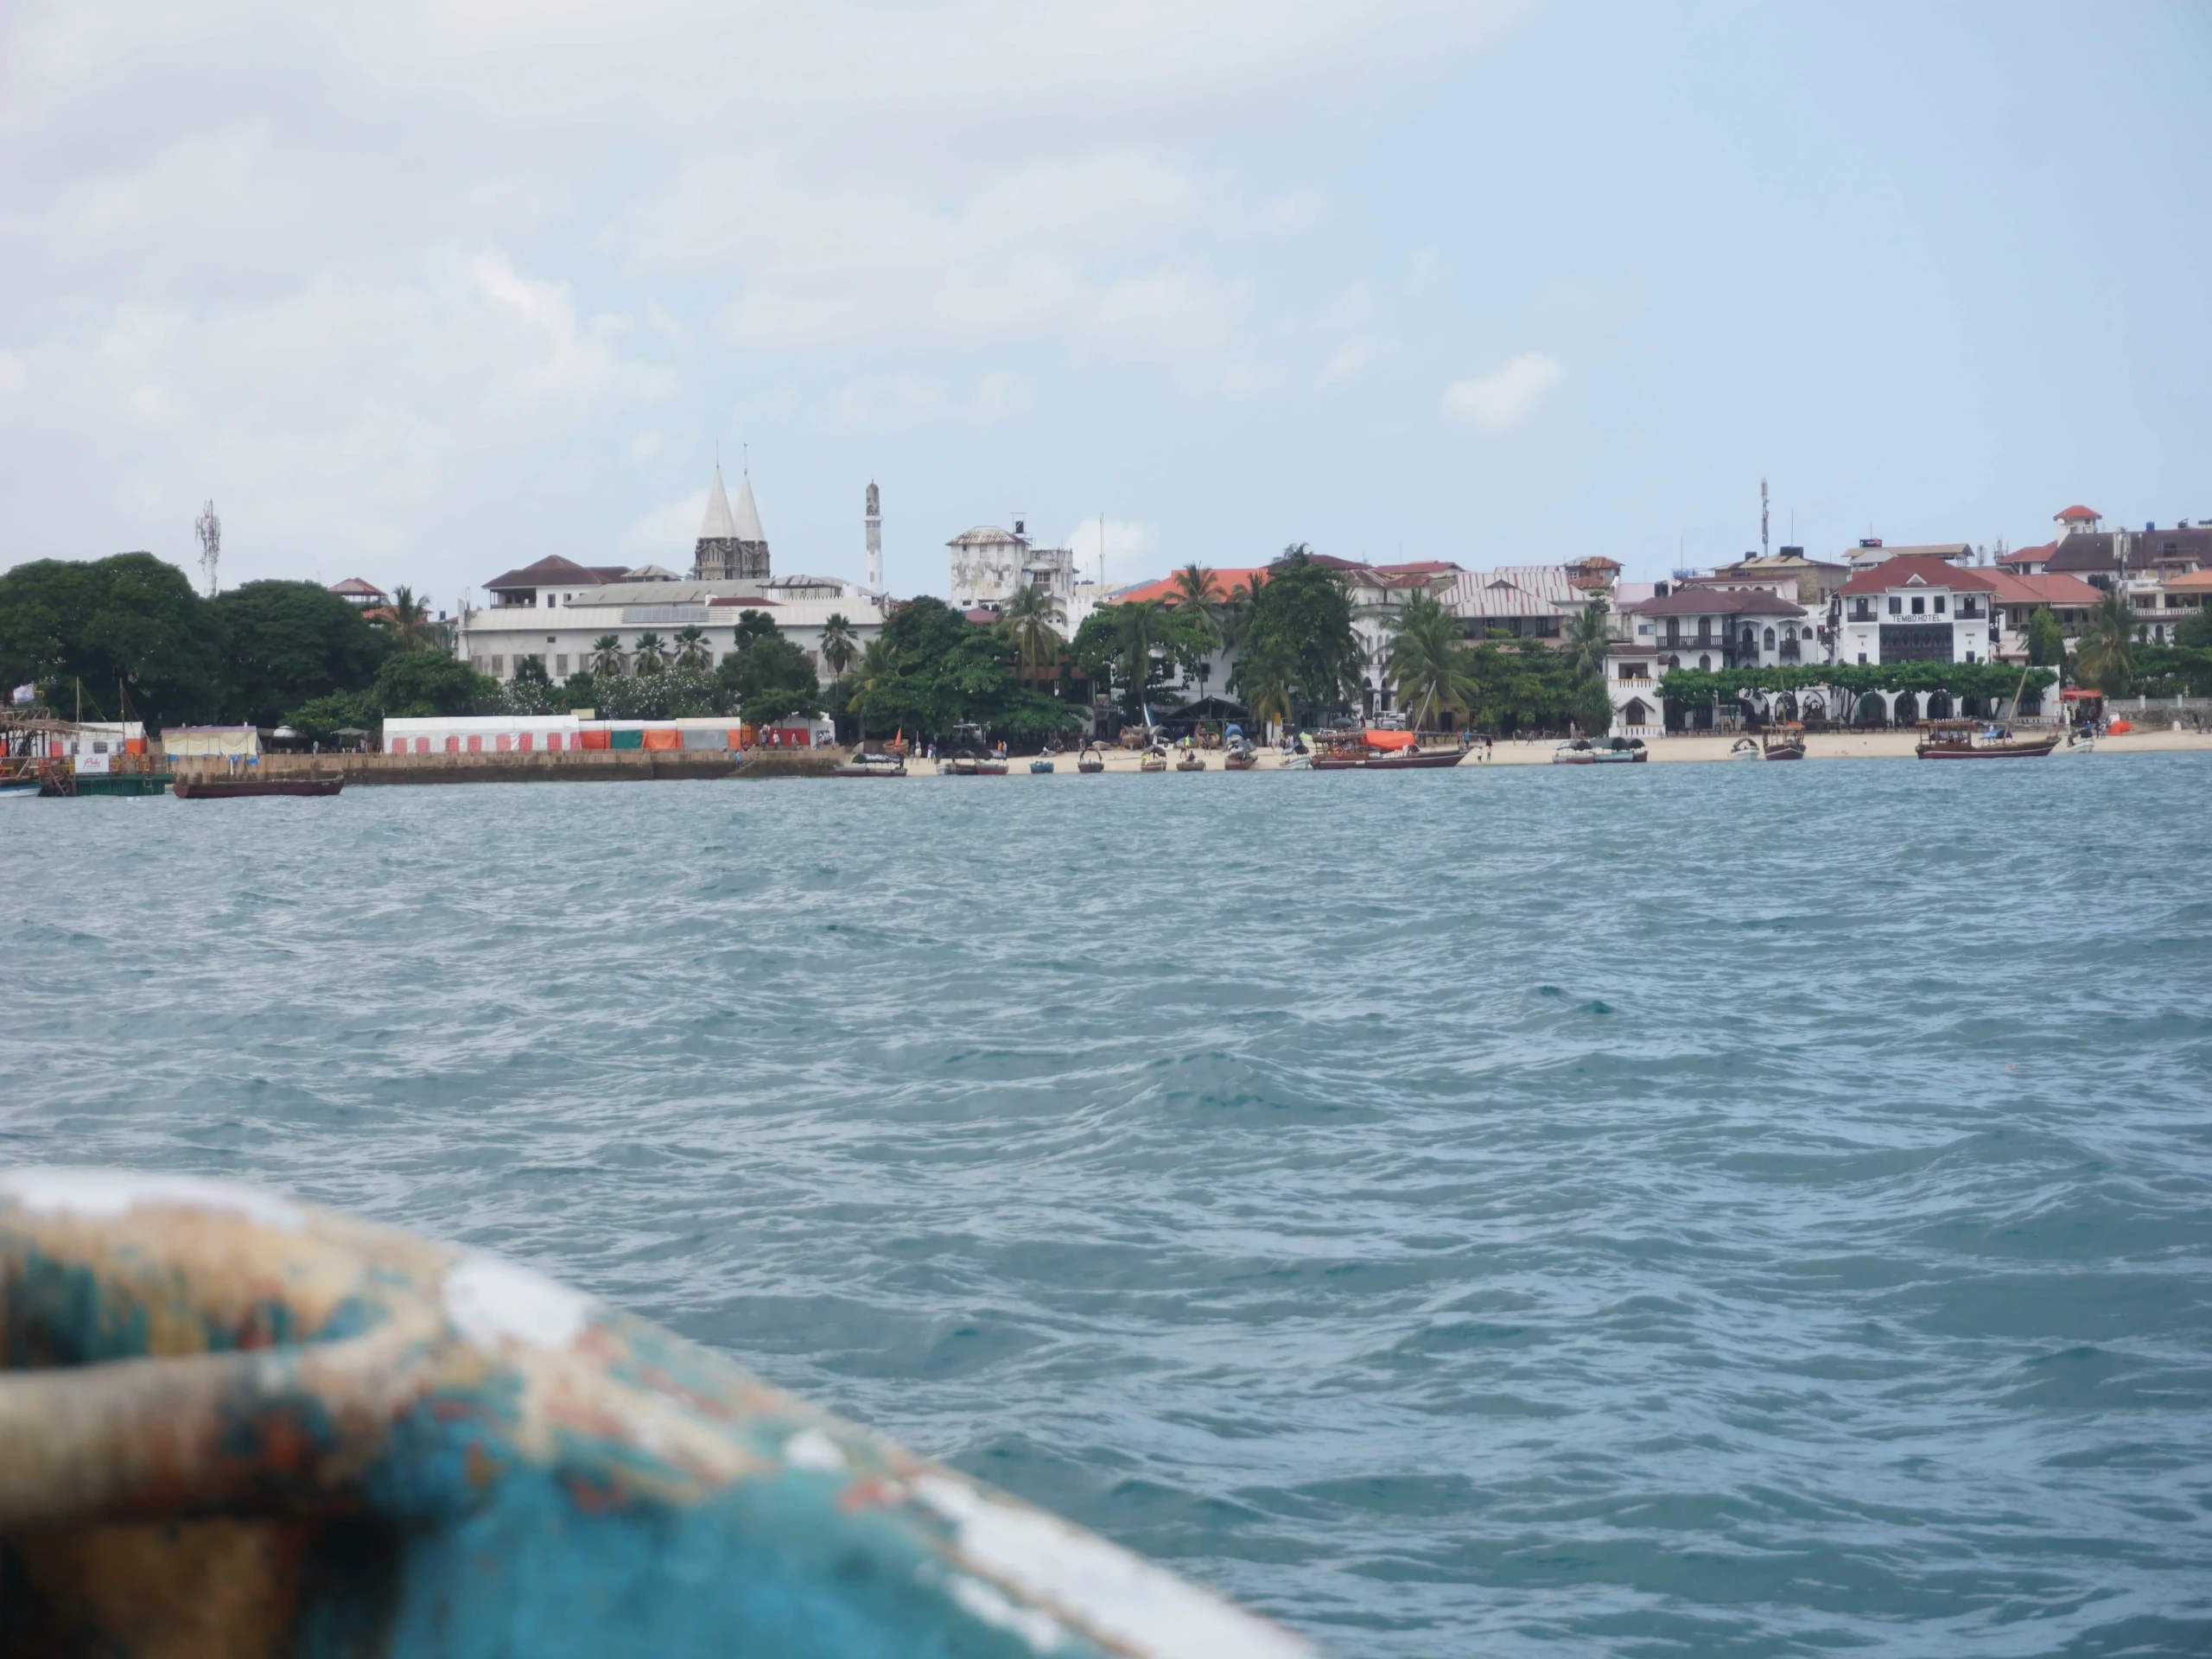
455, 582, 885, 684
949, 518, 1076, 612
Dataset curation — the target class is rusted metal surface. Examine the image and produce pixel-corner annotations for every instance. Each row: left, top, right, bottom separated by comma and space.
0, 1169, 1316, 1658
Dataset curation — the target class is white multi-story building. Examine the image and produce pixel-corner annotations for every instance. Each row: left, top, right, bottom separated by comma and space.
948, 518, 1077, 612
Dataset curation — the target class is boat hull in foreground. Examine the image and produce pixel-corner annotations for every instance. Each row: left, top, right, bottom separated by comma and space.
0, 1168, 1313, 1659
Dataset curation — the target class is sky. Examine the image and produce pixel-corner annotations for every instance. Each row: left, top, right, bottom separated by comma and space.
3, 0, 2208, 608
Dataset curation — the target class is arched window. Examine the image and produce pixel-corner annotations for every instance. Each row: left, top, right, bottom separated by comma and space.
1764, 626, 1777, 651
1698, 653, 1711, 671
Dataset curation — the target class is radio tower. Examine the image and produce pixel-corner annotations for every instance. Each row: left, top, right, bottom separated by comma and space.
1760, 478, 1770, 558
195, 500, 221, 597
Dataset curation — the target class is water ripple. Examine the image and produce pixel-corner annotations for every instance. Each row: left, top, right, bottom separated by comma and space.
3, 758, 2209, 1656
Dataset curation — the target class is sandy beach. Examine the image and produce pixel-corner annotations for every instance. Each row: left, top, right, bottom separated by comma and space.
906, 728, 2212, 772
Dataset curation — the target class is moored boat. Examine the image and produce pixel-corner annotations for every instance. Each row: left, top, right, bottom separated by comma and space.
1175, 749, 1206, 771
833, 751, 906, 777
1139, 745, 1168, 772
1551, 737, 1647, 765
1915, 721, 2058, 760
1309, 728, 1465, 770
1222, 739, 1258, 771
173, 776, 345, 798
1763, 723, 1807, 760
1076, 745, 1105, 773
0, 1167, 1312, 1658
1030, 756, 1055, 773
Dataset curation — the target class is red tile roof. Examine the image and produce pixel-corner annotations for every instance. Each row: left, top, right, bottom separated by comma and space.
1997, 542, 2055, 565
1983, 571, 2103, 607
327, 576, 387, 598
1110, 566, 1273, 606
1838, 556, 1998, 596
2055, 505, 2101, 522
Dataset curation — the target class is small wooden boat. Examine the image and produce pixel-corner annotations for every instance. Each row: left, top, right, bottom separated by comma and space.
1916, 721, 2058, 760
173, 775, 345, 798
1764, 723, 1807, 761
1139, 746, 1168, 772
1175, 750, 1206, 771
973, 756, 1009, 775
1076, 746, 1105, 773
833, 752, 906, 777
1222, 741, 1258, 771
0, 1168, 1311, 1659
1551, 737, 1647, 765
1030, 757, 1055, 773
1728, 737, 1763, 761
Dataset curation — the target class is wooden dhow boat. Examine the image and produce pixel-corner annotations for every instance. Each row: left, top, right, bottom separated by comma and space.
0, 1168, 1312, 1659
1309, 730, 1465, 770
1915, 721, 2059, 760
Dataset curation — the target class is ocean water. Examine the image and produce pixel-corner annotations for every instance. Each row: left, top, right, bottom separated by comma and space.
3, 756, 2209, 1656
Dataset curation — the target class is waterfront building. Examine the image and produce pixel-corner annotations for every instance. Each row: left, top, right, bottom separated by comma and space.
1837, 556, 1999, 665
380, 714, 835, 754
455, 580, 883, 685
948, 518, 1077, 612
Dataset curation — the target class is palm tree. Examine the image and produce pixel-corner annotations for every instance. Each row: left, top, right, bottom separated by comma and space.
671, 625, 712, 671
818, 613, 858, 679
2072, 590, 2140, 695
632, 631, 668, 674
998, 584, 1065, 684
1384, 590, 1478, 730
1171, 564, 1224, 645
1240, 661, 1294, 740
1114, 600, 1174, 718
846, 635, 901, 744
1563, 595, 1612, 683
378, 585, 437, 651
589, 634, 626, 678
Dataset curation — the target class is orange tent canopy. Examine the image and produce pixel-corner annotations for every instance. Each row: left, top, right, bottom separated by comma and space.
1363, 728, 1417, 750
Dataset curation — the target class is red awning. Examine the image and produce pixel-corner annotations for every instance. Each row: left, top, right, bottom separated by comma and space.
1363, 728, 1417, 750
2061, 689, 2103, 700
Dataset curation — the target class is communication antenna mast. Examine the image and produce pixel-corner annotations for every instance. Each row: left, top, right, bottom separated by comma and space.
195, 500, 221, 597
1760, 478, 1770, 558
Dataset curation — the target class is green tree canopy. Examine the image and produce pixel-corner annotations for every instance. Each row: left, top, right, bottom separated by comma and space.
858, 596, 1078, 741
0, 552, 223, 730
2026, 606, 2066, 667
718, 629, 818, 725
2072, 591, 2140, 695
213, 580, 391, 728
1228, 546, 1361, 726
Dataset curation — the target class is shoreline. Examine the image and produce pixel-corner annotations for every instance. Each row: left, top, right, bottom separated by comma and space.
903, 728, 2212, 772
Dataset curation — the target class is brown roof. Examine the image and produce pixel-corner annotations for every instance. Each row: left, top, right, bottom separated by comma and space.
1983, 571, 2103, 607
1997, 542, 2056, 566
327, 576, 387, 598
1839, 556, 1998, 596
485, 555, 607, 592
1632, 588, 1806, 618
2047, 526, 2211, 575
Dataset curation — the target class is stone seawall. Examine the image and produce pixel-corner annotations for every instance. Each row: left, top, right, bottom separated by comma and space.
169, 751, 838, 785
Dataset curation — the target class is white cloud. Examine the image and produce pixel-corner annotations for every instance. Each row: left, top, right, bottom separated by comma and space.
1320, 339, 1375, 384
1059, 517, 1159, 588
1442, 352, 1565, 432
830, 372, 1024, 432
624, 489, 706, 556
0, 0, 1516, 583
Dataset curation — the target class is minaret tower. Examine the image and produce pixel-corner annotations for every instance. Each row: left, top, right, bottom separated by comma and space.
1760, 477, 1770, 558
865, 481, 883, 594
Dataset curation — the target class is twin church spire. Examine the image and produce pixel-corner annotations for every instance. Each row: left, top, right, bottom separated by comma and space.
693, 463, 769, 582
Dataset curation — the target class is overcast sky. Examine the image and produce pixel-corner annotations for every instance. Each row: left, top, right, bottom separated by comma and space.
3, 0, 2207, 607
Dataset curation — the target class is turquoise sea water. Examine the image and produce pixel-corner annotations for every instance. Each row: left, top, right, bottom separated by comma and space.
3, 757, 2209, 1656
